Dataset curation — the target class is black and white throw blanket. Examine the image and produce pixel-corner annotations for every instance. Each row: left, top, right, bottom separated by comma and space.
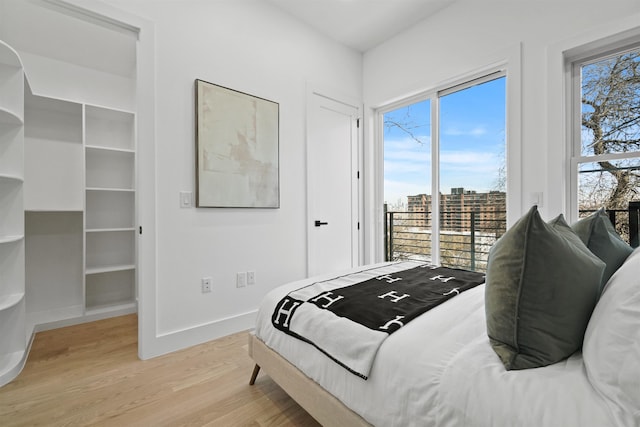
271, 261, 485, 379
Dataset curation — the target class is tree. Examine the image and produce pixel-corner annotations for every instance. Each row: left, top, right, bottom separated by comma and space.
383, 104, 429, 146
581, 50, 640, 209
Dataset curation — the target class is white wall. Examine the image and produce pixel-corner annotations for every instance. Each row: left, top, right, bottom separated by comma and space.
362, 0, 640, 260
102, 0, 362, 357
95, 0, 640, 358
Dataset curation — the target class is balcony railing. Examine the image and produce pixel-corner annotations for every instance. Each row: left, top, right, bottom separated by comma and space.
385, 204, 640, 272
579, 203, 640, 248
384, 209, 507, 272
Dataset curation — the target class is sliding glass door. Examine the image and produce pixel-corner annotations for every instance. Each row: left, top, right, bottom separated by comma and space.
383, 99, 432, 262
383, 73, 506, 271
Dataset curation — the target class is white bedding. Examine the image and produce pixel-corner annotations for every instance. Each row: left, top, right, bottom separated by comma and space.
255, 262, 625, 427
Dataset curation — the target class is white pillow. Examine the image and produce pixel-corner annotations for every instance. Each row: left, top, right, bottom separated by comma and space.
583, 247, 640, 426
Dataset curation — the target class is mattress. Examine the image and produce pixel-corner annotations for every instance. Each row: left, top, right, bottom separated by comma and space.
254, 262, 614, 427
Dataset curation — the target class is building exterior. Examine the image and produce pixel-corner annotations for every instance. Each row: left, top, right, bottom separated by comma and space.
407, 188, 506, 231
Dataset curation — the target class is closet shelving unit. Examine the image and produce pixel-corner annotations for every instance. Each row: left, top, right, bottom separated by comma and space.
0, 0, 139, 387
22, 96, 137, 324
84, 105, 136, 314
24, 91, 84, 330
0, 40, 26, 387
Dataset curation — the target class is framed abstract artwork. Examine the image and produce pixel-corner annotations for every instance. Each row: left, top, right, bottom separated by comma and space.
195, 79, 279, 208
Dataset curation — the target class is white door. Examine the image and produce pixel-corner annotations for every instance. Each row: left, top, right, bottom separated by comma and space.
307, 91, 360, 276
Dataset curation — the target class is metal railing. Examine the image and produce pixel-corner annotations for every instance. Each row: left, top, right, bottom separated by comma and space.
385, 203, 640, 272
385, 209, 507, 272
579, 203, 640, 248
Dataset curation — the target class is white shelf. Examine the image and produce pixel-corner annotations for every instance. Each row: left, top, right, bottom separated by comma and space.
0, 173, 24, 183
0, 107, 23, 125
85, 301, 136, 317
0, 238, 24, 298
0, 59, 24, 121
0, 234, 23, 244
0, 39, 24, 388
0, 110, 24, 246
0, 41, 22, 68
0, 351, 23, 373
86, 228, 136, 233
86, 264, 135, 275
0, 113, 24, 179
86, 187, 135, 192
0, 299, 25, 355
86, 144, 134, 154
0, 293, 24, 311
25, 209, 82, 213
0, 350, 27, 388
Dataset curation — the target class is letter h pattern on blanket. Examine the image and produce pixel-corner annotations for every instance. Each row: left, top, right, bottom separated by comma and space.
271, 262, 486, 379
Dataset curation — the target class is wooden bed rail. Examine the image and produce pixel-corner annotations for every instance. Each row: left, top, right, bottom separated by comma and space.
248, 333, 372, 427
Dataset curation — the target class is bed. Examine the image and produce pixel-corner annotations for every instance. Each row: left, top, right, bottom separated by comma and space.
248, 208, 640, 427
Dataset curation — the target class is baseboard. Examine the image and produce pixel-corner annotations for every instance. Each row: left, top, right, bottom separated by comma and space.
138, 310, 257, 360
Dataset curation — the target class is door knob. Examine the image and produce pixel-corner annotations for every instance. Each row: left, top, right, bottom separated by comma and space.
315, 220, 328, 227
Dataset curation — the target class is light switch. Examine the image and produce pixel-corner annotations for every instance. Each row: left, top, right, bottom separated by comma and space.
180, 191, 193, 208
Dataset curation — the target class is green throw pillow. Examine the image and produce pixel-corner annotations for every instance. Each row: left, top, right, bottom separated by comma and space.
485, 206, 605, 370
571, 208, 633, 293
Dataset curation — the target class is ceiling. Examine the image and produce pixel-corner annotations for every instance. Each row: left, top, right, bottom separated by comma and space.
266, 0, 458, 52
1, 0, 137, 77
0, 0, 458, 76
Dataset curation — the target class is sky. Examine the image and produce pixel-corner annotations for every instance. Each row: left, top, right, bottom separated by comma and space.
383, 77, 506, 207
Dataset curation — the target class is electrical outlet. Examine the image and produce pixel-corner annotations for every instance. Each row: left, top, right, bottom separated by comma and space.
247, 271, 255, 285
236, 272, 247, 288
201, 277, 212, 293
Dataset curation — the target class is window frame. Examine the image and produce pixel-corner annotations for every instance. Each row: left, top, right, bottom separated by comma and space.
567, 39, 640, 222
377, 69, 506, 266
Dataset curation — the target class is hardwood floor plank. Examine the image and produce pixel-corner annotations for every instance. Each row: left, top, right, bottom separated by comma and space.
0, 315, 320, 426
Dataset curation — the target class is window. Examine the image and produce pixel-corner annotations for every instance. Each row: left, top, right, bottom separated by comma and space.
382, 72, 506, 271
571, 43, 640, 247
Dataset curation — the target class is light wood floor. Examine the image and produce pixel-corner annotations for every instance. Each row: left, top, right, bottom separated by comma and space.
0, 315, 320, 426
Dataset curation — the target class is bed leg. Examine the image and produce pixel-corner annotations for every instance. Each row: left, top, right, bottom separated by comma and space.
249, 364, 261, 385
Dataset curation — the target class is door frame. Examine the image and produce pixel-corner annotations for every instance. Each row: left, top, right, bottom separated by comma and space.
54, 0, 156, 359
305, 84, 363, 277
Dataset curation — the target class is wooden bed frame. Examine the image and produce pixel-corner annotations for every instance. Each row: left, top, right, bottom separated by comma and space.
248, 333, 372, 426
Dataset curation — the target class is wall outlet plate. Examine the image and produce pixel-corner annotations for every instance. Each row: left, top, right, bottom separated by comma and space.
236, 272, 247, 288
201, 277, 212, 293
247, 271, 255, 285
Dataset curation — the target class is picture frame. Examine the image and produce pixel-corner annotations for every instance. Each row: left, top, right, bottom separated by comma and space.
195, 79, 279, 208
